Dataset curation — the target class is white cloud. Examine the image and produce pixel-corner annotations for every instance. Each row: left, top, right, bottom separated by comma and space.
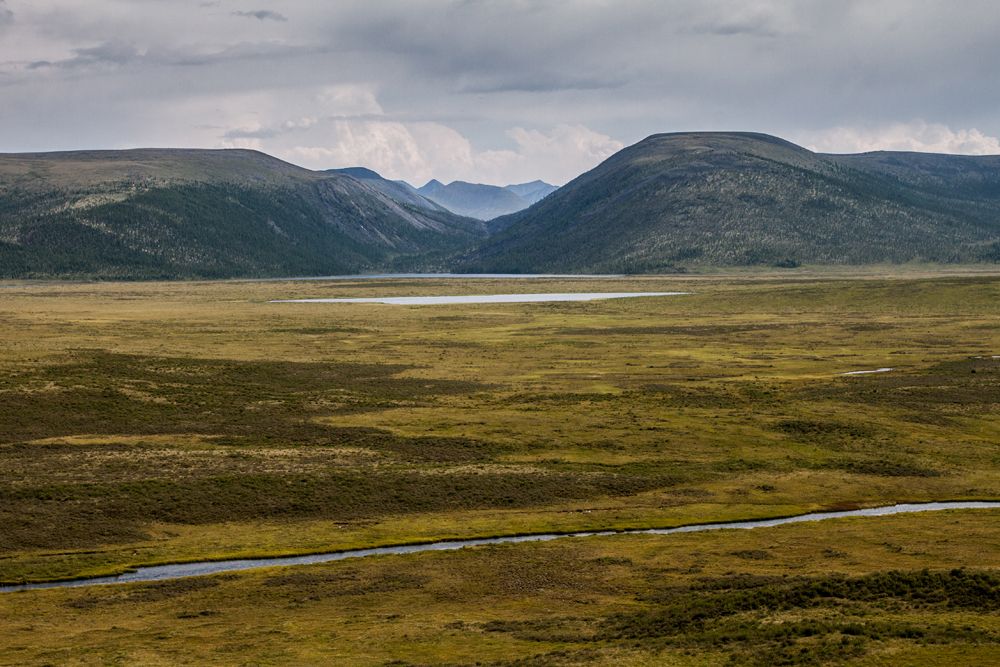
218, 84, 381, 143
315, 84, 383, 116
801, 121, 1000, 155
219, 136, 263, 151
284, 121, 623, 185
503, 124, 624, 183
287, 121, 432, 180
224, 116, 317, 140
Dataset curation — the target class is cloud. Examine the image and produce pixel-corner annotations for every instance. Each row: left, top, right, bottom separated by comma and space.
282, 121, 623, 185
4, 2, 1000, 181
21, 40, 324, 74
233, 10, 288, 22
500, 124, 625, 184
222, 85, 383, 140
687, 3, 799, 37
219, 136, 263, 151
458, 72, 624, 94
28, 41, 140, 69
286, 121, 462, 184
801, 121, 1000, 156
315, 84, 383, 116
225, 117, 318, 140
76, 41, 139, 64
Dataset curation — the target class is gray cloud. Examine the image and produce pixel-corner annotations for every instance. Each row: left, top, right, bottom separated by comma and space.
0, 0, 13, 26
29, 41, 140, 69
1, 1, 999, 184
688, 17, 784, 37
233, 10, 288, 22
684, 3, 798, 37
23, 40, 325, 73
223, 127, 280, 139
457, 73, 626, 94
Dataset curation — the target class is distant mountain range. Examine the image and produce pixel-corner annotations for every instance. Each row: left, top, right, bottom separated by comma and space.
417, 178, 558, 221
504, 180, 560, 205
330, 168, 558, 221
1, 133, 999, 279
460, 132, 1000, 272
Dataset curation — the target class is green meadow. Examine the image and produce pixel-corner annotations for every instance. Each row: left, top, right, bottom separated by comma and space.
1, 270, 998, 665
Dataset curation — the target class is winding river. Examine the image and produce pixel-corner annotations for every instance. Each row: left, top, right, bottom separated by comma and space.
2, 501, 996, 593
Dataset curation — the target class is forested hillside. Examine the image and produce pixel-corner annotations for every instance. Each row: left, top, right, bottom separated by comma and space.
460, 133, 1000, 272
0, 149, 485, 279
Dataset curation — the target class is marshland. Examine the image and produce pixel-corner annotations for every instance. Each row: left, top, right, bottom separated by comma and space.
1, 270, 998, 665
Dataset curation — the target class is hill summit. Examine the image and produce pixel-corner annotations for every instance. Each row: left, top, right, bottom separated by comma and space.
460, 132, 1000, 272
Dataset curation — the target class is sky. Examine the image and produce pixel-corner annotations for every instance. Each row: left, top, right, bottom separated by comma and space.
2, 1, 999, 186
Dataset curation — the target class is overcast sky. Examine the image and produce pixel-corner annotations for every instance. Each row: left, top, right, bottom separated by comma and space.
2, 1, 999, 185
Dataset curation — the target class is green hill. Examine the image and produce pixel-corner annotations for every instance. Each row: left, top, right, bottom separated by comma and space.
0, 149, 486, 279
459, 132, 1000, 272
5, 137, 1000, 279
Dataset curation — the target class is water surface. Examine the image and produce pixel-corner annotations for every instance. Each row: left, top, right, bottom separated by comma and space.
841, 367, 894, 376
3, 501, 995, 593
250, 273, 624, 282
272, 292, 688, 305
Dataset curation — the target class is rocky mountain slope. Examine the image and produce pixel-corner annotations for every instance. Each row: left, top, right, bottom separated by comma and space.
328, 167, 448, 213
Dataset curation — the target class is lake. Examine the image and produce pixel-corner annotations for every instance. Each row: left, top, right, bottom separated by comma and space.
271, 292, 689, 305
248, 273, 625, 282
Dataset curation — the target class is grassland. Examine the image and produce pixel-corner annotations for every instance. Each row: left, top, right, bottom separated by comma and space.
0, 270, 998, 664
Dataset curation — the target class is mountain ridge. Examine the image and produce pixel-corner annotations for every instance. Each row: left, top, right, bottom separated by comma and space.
416, 178, 558, 220
417, 179, 528, 220
504, 180, 560, 205
459, 131, 1000, 272
327, 170, 558, 221
3, 135, 1000, 280
328, 167, 450, 213
0, 148, 486, 279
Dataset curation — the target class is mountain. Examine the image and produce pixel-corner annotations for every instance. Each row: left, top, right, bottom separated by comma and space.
7, 137, 999, 280
0, 149, 486, 279
418, 180, 527, 220
328, 167, 449, 213
504, 180, 559, 206
329, 170, 557, 221
459, 132, 1000, 272
417, 179, 557, 220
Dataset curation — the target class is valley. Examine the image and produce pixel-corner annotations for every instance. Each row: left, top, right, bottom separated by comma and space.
1, 270, 998, 664
6, 3, 999, 665
4, 133, 1000, 281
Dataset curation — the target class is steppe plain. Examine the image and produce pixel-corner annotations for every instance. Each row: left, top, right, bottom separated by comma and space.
1, 269, 998, 665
